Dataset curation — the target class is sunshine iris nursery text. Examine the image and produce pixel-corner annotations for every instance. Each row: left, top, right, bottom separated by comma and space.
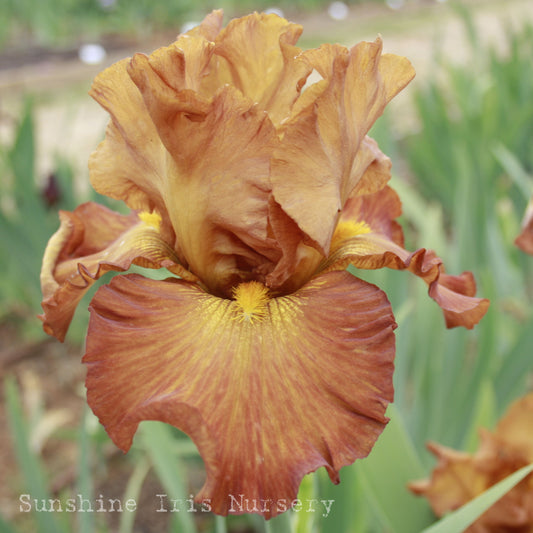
19, 493, 335, 517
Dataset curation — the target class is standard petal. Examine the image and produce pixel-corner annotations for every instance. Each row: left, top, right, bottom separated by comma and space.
128, 52, 281, 295
322, 187, 489, 329
88, 11, 227, 218
271, 38, 414, 253
89, 59, 170, 218
213, 12, 311, 126
40, 202, 195, 342
84, 270, 396, 518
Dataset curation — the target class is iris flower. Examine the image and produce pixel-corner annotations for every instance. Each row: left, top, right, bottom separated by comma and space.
410, 393, 533, 532
40, 11, 489, 518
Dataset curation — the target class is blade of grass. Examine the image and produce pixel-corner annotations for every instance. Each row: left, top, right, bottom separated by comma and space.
357, 404, 434, 533
118, 457, 151, 533
4, 376, 67, 533
214, 515, 228, 533
76, 405, 94, 533
265, 511, 292, 533
421, 463, 533, 533
138, 422, 197, 533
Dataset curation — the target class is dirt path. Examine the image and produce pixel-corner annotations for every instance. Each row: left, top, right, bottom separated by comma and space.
1, 0, 533, 187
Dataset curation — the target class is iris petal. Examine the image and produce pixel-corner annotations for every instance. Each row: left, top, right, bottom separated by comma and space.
84, 270, 396, 518
271, 38, 414, 255
409, 393, 533, 529
213, 13, 311, 125
323, 187, 489, 329
40, 202, 195, 341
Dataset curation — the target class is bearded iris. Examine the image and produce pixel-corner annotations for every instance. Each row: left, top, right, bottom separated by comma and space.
410, 393, 533, 531
40, 11, 489, 518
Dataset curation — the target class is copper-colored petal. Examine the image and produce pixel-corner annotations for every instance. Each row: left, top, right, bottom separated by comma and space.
40, 202, 195, 341
408, 441, 489, 516
84, 270, 396, 518
182, 9, 224, 41
515, 197, 533, 255
410, 429, 533, 531
128, 55, 281, 295
88, 11, 226, 219
271, 38, 414, 254
492, 393, 533, 461
213, 12, 311, 126
322, 187, 489, 329
264, 198, 323, 293
339, 185, 404, 243
89, 59, 169, 217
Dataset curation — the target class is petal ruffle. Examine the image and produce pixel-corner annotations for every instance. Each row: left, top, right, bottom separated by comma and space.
322, 187, 489, 329
213, 13, 311, 126
40, 202, 195, 341
89, 59, 169, 216
270, 38, 415, 254
128, 69, 280, 296
84, 269, 396, 518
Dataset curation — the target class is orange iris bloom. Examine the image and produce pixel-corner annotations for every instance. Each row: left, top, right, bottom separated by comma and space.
410, 393, 533, 531
40, 11, 489, 518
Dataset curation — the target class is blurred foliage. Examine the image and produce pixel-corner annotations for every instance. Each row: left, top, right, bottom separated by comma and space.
1, 4, 533, 533
0, 0, 385, 50
0, 99, 112, 339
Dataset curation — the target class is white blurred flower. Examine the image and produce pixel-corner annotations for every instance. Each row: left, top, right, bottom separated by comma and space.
328, 1, 349, 21
78, 44, 107, 65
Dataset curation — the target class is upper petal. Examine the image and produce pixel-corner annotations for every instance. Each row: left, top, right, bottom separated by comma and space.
270, 39, 414, 254
322, 187, 489, 329
84, 269, 396, 518
40, 202, 195, 341
213, 12, 311, 126
89, 59, 169, 216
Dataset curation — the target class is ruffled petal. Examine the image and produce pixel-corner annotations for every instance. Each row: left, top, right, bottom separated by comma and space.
213, 12, 311, 126
322, 187, 489, 329
129, 52, 282, 294
408, 442, 487, 516
88, 11, 225, 219
89, 59, 169, 217
271, 38, 415, 253
515, 197, 533, 255
40, 202, 195, 341
84, 269, 396, 518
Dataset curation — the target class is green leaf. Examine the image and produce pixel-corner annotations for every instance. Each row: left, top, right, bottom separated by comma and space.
4, 376, 67, 533
76, 406, 94, 533
118, 457, 151, 533
421, 463, 533, 533
138, 422, 197, 533
357, 404, 434, 533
